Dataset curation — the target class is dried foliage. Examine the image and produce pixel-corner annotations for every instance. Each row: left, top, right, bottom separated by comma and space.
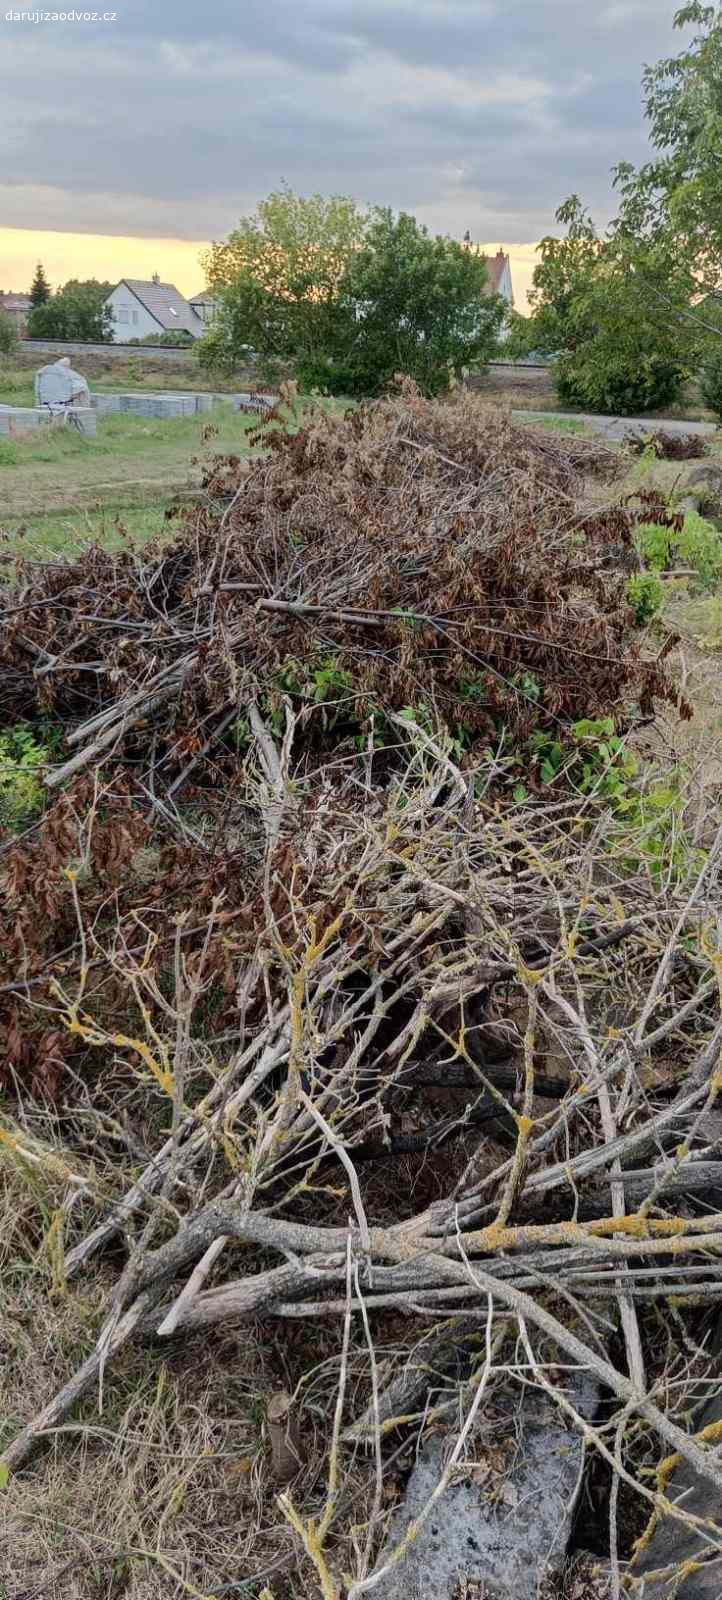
2, 387, 721, 1599
0, 384, 682, 791
625, 430, 708, 461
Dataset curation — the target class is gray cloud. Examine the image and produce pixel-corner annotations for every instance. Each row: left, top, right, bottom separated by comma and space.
0, 0, 685, 245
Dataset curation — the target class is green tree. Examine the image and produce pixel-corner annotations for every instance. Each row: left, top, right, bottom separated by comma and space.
321, 209, 504, 397
198, 185, 368, 376
530, 9, 722, 413
502, 309, 542, 361
29, 262, 51, 308
199, 188, 503, 395
528, 197, 601, 354
529, 198, 693, 413
614, 3, 722, 301
27, 279, 114, 342
0, 308, 18, 360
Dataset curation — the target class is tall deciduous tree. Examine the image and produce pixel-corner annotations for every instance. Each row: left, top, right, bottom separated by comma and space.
614, 3, 722, 298
529, 200, 693, 413
327, 209, 504, 397
199, 189, 503, 395
29, 262, 51, 308
526, 5, 722, 414
198, 185, 368, 377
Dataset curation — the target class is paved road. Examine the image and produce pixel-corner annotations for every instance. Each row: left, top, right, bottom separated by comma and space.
514, 408, 718, 442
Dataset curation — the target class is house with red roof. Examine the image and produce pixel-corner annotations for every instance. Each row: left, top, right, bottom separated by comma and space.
482, 249, 514, 311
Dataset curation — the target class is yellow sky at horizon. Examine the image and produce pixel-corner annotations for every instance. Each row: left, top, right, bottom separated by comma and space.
0, 228, 209, 299
0, 228, 539, 310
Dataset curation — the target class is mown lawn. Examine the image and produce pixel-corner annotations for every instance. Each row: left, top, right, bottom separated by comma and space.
2, 497, 182, 560
0, 391, 352, 549
0, 403, 259, 524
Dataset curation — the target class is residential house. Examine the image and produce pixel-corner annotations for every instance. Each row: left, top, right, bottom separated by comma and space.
189, 291, 218, 327
482, 249, 514, 311
0, 292, 31, 334
103, 277, 205, 342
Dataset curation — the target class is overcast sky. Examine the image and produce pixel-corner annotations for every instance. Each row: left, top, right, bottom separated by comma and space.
1, 0, 685, 247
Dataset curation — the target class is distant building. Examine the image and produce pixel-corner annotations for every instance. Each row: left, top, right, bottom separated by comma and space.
0, 292, 31, 335
482, 250, 514, 311
103, 278, 205, 341
189, 291, 218, 327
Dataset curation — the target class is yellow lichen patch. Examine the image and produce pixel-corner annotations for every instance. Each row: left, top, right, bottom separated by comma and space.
588, 1215, 688, 1241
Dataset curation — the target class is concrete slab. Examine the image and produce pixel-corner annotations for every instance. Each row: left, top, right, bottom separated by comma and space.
91, 391, 217, 417
0, 405, 96, 437
371, 1376, 598, 1599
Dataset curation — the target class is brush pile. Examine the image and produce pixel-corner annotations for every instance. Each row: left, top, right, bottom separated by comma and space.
1, 382, 675, 782
625, 429, 708, 461
2, 387, 722, 1599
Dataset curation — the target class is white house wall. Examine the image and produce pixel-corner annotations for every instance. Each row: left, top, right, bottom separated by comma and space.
105, 285, 162, 343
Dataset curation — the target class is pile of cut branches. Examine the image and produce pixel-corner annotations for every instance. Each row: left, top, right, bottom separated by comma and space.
1, 383, 680, 800
2, 386, 720, 1599
2, 741, 722, 1595
625, 429, 708, 461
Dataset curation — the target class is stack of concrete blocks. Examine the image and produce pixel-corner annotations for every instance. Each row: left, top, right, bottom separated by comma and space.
90, 392, 215, 418
0, 405, 96, 437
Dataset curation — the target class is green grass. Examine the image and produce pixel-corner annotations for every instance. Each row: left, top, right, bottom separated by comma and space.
0, 393, 350, 544
4, 498, 177, 559
0, 370, 35, 407
535, 415, 588, 434
0, 403, 260, 520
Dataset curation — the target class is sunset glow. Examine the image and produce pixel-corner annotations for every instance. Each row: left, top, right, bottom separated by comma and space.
1, 228, 539, 311
0, 228, 209, 299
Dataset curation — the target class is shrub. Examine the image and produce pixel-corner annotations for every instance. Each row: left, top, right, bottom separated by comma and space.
678, 509, 722, 587
0, 725, 51, 831
0, 309, 18, 360
531, 718, 694, 883
127, 330, 196, 347
635, 512, 722, 588
626, 572, 664, 625
555, 348, 686, 415
700, 342, 722, 420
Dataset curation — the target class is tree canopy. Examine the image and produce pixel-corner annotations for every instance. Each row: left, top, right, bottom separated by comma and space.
199, 188, 503, 395
525, 6, 722, 413
27, 279, 114, 343
200, 186, 367, 378
326, 210, 503, 397
614, 3, 722, 297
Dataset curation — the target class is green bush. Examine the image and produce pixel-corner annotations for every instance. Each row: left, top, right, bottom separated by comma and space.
127, 330, 196, 347
626, 572, 664, 625
554, 348, 685, 415
0, 725, 52, 831
700, 342, 722, 420
0, 309, 18, 360
530, 718, 695, 883
635, 512, 722, 589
